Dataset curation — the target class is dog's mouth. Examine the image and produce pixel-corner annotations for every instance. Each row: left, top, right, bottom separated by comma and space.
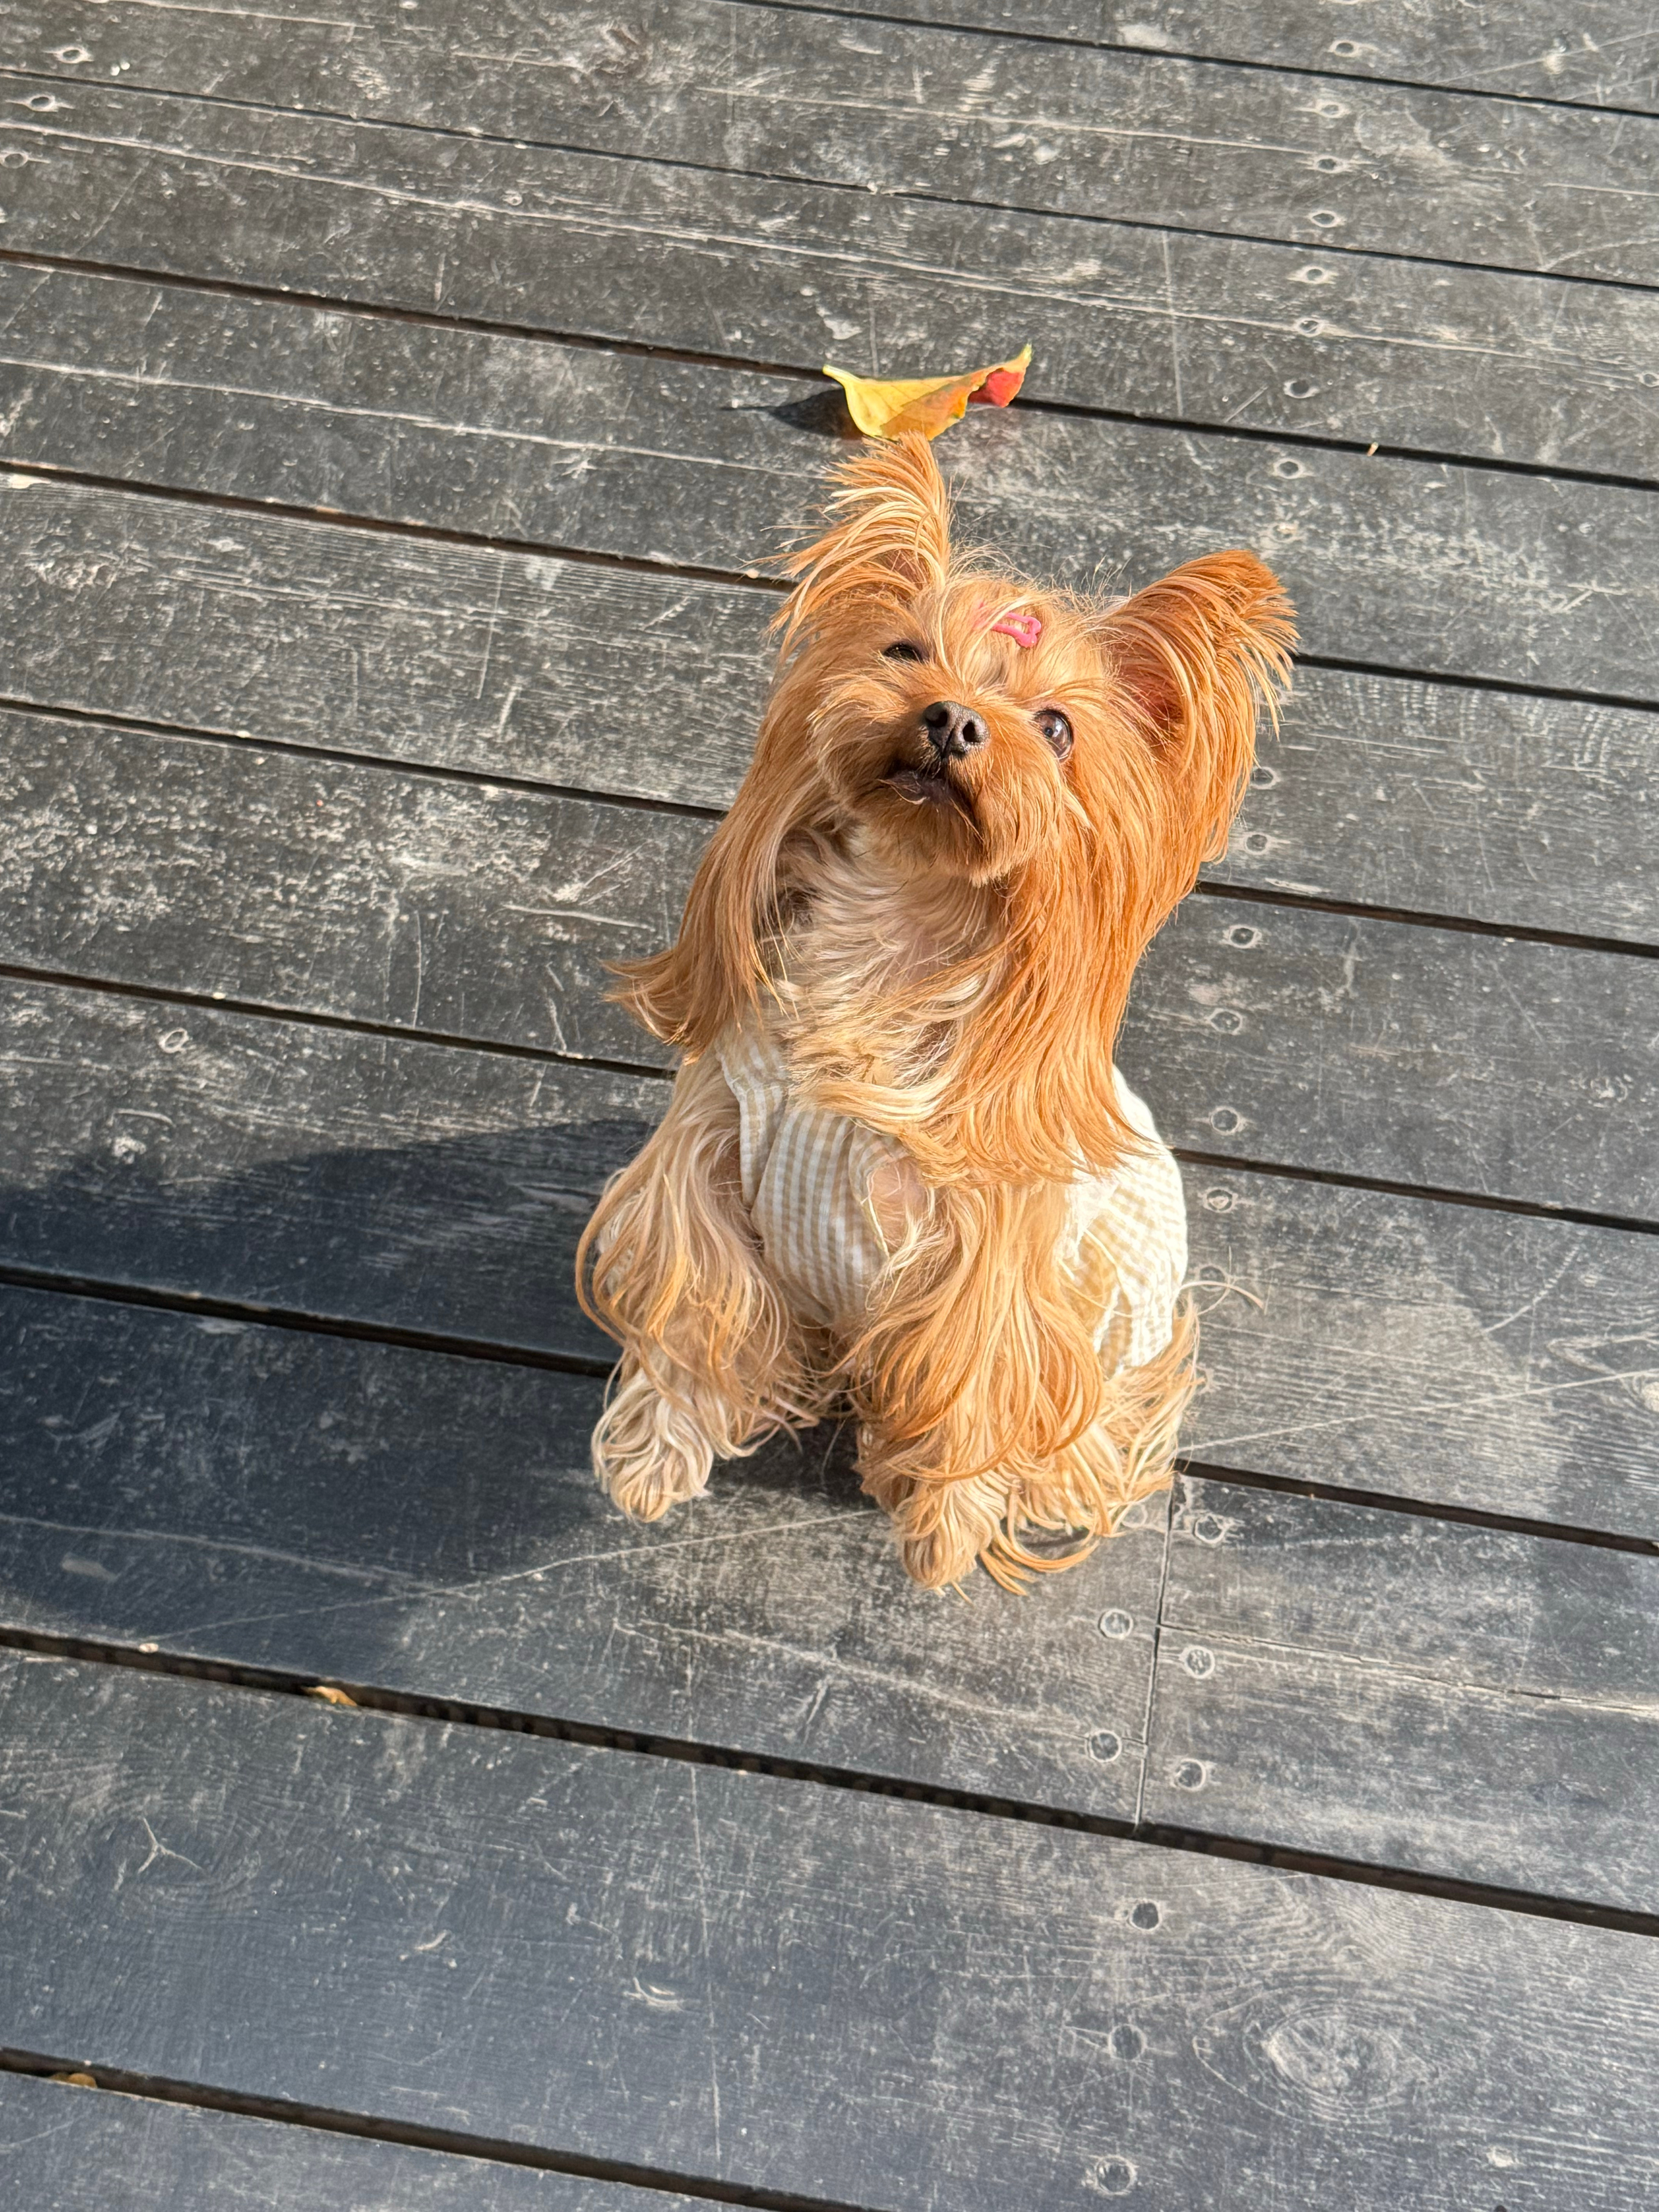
879, 759, 976, 824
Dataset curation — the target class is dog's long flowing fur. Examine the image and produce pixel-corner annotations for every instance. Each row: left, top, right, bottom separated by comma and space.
579, 435, 1294, 1587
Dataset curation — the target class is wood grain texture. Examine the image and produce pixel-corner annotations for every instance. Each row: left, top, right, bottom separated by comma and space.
0, 1285, 1164, 1818
6, 78, 1659, 481
9, 715, 1657, 1219
1144, 1474, 1659, 1910
0, 479, 775, 813
1185, 1170, 1659, 1537
1222, 666, 1659, 942
8, 482, 1659, 946
759, 0, 1659, 115
8, 1650, 1659, 2211
2, 965, 1656, 1539
0, 2071, 687, 2212
1127, 893, 1659, 1219
0, 710, 713, 1068
0, 978, 650, 1360
6, 1, 1656, 283
4, 268, 1657, 704
5, 958, 1655, 1539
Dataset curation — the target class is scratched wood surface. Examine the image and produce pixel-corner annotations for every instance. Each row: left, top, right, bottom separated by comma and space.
6, 77, 1659, 480
1182, 1172, 1659, 1537
0, 978, 644, 1360
0, 2072, 692, 2212
5, 1282, 1658, 1911
5, 267, 1657, 705
3, 979, 1656, 1537
9, 717, 1659, 1227
0, 1285, 1166, 1818
759, 0, 1659, 113
1145, 1475, 1659, 1913
2, 0, 1658, 2195
9, 1650, 1659, 2212
11, 0, 1650, 112
7, 485, 1658, 945
7, 1, 1655, 284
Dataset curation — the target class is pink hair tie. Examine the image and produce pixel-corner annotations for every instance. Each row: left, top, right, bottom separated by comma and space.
989, 610, 1042, 649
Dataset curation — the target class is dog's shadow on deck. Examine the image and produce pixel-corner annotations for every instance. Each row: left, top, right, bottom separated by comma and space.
0, 1121, 1165, 1809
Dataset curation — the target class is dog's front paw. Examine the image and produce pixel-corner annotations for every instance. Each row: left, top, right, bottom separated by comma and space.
593, 1368, 716, 1522
861, 1455, 1011, 1590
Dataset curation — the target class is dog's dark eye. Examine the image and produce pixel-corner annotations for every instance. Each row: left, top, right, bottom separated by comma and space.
1035, 707, 1073, 761
882, 640, 926, 663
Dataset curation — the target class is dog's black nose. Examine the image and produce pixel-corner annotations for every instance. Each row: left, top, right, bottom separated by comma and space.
920, 700, 987, 759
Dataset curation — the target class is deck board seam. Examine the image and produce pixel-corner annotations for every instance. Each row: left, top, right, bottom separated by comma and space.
7, 464, 1659, 720
1178, 1462, 1659, 1559
0, 1263, 616, 1379
0, 960, 668, 1080
0, 2047, 881, 2212
706, 0, 1659, 123
1134, 1495, 1176, 1831
7, 240, 1659, 495
5, 70, 1659, 301
5, 698, 1655, 962
3, 1623, 1656, 1939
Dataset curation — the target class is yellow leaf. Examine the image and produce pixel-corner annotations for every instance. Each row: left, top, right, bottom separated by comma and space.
51, 2072, 97, 2088
305, 1683, 356, 1707
822, 346, 1032, 441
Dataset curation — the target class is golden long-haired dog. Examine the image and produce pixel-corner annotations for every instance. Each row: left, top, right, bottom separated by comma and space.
579, 434, 1293, 1588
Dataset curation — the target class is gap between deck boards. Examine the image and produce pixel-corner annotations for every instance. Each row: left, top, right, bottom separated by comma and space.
6, 454, 1656, 723
7, 689, 1658, 965
0, 2047, 875, 2212
2, 239, 1655, 500
1, 1624, 1655, 1948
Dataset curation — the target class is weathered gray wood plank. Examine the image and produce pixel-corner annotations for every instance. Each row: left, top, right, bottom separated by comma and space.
763, 0, 1659, 115
2, 968, 1656, 1536
1145, 1474, 1659, 1911
6, 875, 1658, 1535
7, 1, 1656, 283
1220, 666, 1659, 942
0, 711, 713, 1069
8, 1650, 1659, 2210
5, 78, 1658, 479
9, 716, 1657, 1217
1184, 1170, 1659, 1537
0, 1285, 1164, 1818
0, 2071, 685, 2212
12, 0, 1650, 115
0, 480, 774, 814
8, 483, 1659, 945
4, 268, 1657, 704
1128, 893, 1659, 1219
0, 978, 647, 1361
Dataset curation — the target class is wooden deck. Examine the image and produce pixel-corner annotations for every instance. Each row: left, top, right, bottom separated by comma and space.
1, 3, 1657, 2204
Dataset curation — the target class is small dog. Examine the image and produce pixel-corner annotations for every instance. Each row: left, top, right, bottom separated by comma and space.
579, 434, 1293, 1587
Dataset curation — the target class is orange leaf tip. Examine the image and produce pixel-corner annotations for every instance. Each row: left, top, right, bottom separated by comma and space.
822, 346, 1032, 441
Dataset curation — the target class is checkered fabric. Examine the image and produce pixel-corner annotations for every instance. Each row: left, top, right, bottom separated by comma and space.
717, 1018, 1187, 1371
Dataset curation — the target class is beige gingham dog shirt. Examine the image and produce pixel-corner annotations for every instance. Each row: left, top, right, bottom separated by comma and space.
718, 1019, 1187, 1371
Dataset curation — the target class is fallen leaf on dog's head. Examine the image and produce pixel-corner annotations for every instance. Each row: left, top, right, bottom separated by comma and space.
823, 346, 1032, 440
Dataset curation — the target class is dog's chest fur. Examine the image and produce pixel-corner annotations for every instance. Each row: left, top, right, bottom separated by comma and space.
716, 837, 1188, 1370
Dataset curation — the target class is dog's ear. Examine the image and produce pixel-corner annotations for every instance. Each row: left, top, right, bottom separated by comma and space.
778, 431, 954, 644
610, 652, 830, 1057
615, 438, 955, 1055
1093, 550, 1295, 866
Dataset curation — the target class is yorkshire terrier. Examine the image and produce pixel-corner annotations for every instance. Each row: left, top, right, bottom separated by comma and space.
579, 433, 1294, 1588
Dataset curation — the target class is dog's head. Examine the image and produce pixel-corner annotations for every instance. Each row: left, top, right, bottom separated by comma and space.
622, 434, 1295, 1176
